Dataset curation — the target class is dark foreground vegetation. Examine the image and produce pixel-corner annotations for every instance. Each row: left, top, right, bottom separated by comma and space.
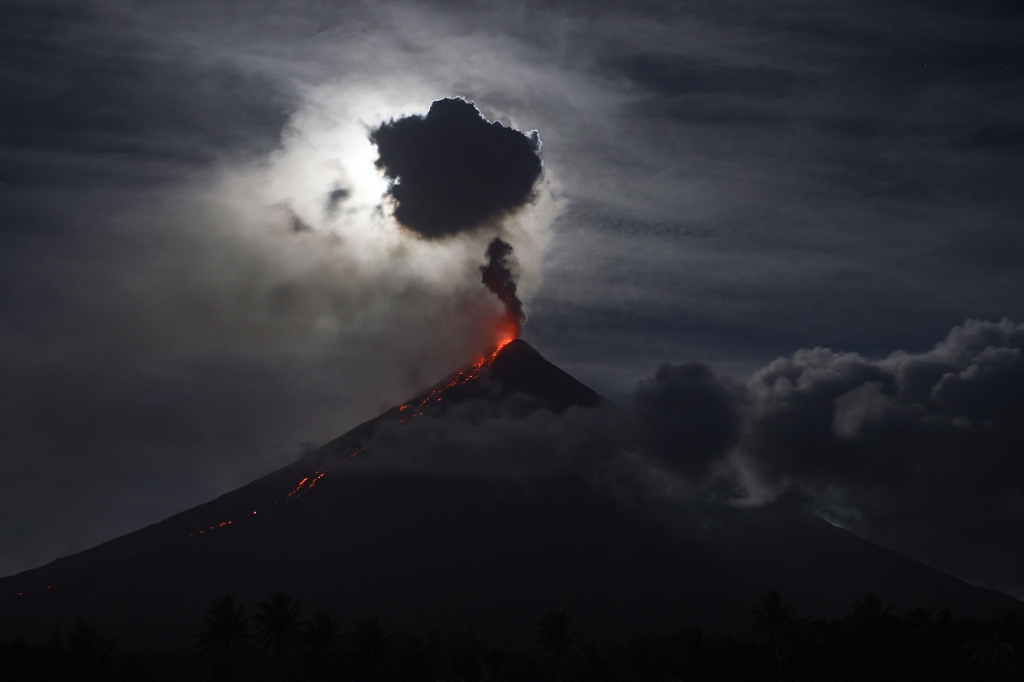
2, 590, 1022, 681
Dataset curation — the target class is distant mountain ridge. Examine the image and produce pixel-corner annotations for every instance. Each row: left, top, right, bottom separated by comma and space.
1, 340, 1019, 650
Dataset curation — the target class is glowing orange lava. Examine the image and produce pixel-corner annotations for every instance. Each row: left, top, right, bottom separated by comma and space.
12, 444, 371, 597
284, 445, 363, 498
491, 308, 520, 347
395, 340, 511, 424
286, 477, 310, 499
188, 520, 233, 537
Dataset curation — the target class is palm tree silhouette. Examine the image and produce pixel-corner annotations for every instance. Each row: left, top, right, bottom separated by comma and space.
66, 618, 115, 680
750, 590, 799, 681
966, 619, 1018, 681
351, 615, 393, 681
848, 593, 896, 679
850, 593, 893, 624
302, 611, 342, 681
253, 591, 303, 661
196, 595, 252, 680
537, 610, 575, 658
537, 610, 577, 681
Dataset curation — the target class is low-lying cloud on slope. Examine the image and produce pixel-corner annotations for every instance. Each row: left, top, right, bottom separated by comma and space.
627, 319, 1024, 600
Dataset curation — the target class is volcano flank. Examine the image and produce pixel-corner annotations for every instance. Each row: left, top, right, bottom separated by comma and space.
0, 341, 1019, 650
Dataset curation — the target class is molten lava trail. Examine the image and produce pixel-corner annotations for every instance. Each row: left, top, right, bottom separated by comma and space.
11, 342, 514, 596
397, 340, 512, 424
9, 444, 368, 597
287, 477, 310, 498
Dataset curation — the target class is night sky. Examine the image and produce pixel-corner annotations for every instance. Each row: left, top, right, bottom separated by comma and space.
2, 1, 1023, 601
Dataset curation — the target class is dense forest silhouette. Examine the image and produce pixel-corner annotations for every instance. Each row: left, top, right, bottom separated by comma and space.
2, 590, 1021, 681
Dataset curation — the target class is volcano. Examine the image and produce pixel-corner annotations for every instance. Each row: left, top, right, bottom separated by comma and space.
0, 340, 1019, 650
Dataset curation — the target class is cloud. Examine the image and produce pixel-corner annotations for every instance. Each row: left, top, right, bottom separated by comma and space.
370, 98, 543, 239
742, 319, 1024, 494
627, 318, 1024, 598
627, 362, 742, 480
351, 397, 622, 480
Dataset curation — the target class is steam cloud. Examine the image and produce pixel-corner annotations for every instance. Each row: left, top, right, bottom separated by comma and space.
480, 238, 525, 337
370, 97, 543, 239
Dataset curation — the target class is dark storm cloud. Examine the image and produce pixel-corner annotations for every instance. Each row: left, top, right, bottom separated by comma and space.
369, 98, 543, 239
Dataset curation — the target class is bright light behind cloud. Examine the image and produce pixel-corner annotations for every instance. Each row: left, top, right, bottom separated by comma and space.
211, 81, 557, 302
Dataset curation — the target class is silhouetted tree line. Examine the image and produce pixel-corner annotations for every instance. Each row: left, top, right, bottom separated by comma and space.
2, 590, 1022, 681
0, 617, 122, 681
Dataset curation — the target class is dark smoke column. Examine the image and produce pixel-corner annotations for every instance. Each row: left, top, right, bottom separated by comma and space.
480, 237, 525, 338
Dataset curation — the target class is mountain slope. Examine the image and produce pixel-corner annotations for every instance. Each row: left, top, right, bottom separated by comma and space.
1, 340, 1019, 650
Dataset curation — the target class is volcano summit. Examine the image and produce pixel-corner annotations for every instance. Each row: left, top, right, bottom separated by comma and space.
0, 341, 1018, 650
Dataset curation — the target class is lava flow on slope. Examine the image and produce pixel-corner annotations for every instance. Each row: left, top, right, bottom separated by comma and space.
385, 338, 603, 427
395, 339, 514, 424
2, 339, 589, 602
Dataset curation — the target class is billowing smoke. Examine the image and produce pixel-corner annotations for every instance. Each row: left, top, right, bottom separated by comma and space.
628, 362, 742, 480
618, 318, 1024, 598
480, 237, 525, 338
370, 97, 543, 239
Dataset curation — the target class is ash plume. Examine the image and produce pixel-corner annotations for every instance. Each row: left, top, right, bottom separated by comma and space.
480, 237, 525, 336
370, 98, 543, 239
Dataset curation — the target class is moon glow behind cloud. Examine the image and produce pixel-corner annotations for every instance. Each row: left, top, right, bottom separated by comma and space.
212, 86, 554, 292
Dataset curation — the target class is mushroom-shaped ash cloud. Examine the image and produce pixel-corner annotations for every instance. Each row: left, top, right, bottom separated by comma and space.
370, 97, 543, 239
